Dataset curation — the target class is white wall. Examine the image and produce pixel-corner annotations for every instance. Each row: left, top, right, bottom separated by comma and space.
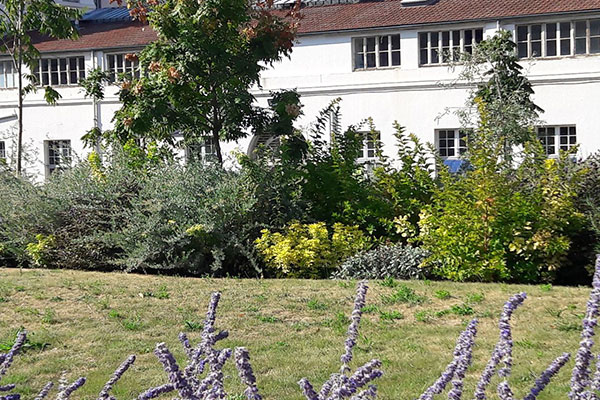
1, 13, 600, 180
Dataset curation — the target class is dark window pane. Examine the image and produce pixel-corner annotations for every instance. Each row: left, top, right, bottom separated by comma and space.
560, 127, 568, 135
70, 72, 77, 82
366, 53, 376, 68
440, 149, 447, 157
546, 23, 557, 39
50, 59, 58, 71
570, 126, 576, 135
69, 58, 77, 70
531, 25, 542, 40
547, 41, 557, 56
592, 20, 600, 36
576, 38, 587, 54
475, 29, 483, 42
560, 137, 568, 145
561, 22, 571, 38
532, 41, 542, 57
431, 32, 439, 47
391, 51, 401, 65
561, 39, 571, 55
42, 72, 49, 85
391, 34, 400, 50
420, 49, 428, 64
379, 52, 389, 67
518, 42, 528, 58
51, 72, 58, 85
464, 29, 473, 45
547, 127, 555, 135
79, 57, 85, 70
517, 26, 528, 41
448, 149, 455, 157
591, 37, 600, 53
354, 38, 364, 52
419, 33, 428, 49
366, 37, 375, 52
576, 21, 587, 37
431, 48, 439, 63
60, 72, 67, 84
442, 31, 450, 46
447, 131, 455, 139
452, 30, 460, 45
379, 36, 388, 50
59, 58, 67, 71
570, 136, 577, 144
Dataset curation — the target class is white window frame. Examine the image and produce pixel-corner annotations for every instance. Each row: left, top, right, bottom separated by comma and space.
537, 125, 577, 157
0, 140, 6, 162
353, 34, 401, 70
0, 60, 18, 89
516, 19, 600, 59
185, 137, 218, 163
435, 129, 468, 159
105, 52, 141, 82
356, 131, 381, 163
419, 28, 483, 66
33, 56, 86, 87
45, 139, 72, 177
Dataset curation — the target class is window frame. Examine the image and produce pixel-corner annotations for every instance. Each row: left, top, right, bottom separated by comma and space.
33, 55, 86, 87
104, 52, 141, 83
435, 129, 468, 159
0, 60, 18, 89
0, 140, 6, 163
185, 136, 218, 163
356, 130, 381, 163
516, 18, 600, 59
418, 28, 484, 66
537, 125, 577, 157
352, 33, 401, 70
45, 139, 72, 177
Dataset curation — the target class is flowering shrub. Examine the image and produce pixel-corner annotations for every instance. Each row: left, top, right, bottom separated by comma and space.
255, 222, 369, 278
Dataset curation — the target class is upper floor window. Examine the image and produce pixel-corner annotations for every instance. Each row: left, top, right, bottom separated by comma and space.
33, 56, 85, 86
0, 61, 18, 89
353, 34, 401, 70
106, 53, 140, 82
0, 140, 6, 163
357, 131, 380, 162
517, 20, 600, 58
537, 126, 577, 157
46, 140, 71, 176
436, 129, 468, 159
419, 28, 483, 66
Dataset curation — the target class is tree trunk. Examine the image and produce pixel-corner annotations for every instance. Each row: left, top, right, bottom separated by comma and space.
16, 41, 23, 177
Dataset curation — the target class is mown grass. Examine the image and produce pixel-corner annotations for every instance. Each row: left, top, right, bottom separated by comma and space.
0, 268, 592, 399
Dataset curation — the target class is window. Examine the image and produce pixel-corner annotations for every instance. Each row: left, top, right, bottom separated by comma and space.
0, 140, 6, 163
537, 126, 577, 157
33, 56, 85, 86
353, 34, 401, 69
517, 20, 600, 58
0, 61, 18, 89
46, 140, 71, 175
106, 53, 140, 82
419, 28, 483, 65
436, 129, 467, 158
358, 131, 380, 161
186, 137, 218, 163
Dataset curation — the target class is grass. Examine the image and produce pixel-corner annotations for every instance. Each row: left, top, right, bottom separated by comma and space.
0, 268, 592, 399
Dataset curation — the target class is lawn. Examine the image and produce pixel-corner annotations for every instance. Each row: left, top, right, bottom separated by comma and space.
0, 268, 592, 399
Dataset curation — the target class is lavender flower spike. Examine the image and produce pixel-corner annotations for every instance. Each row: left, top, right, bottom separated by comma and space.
33, 382, 53, 400
570, 255, 600, 400
153, 342, 197, 400
474, 292, 527, 400
524, 353, 571, 400
56, 377, 86, 400
234, 347, 262, 400
137, 383, 175, 400
341, 281, 369, 371
97, 355, 136, 400
298, 378, 319, 400
447, 319, 478, 400
0, 331, 26, 379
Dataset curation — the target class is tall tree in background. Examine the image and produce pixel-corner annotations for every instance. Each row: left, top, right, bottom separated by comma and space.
0, 0, 81, 176
101, 0, 300, 165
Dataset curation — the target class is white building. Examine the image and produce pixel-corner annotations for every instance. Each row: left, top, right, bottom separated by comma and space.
1, 0, 600, 179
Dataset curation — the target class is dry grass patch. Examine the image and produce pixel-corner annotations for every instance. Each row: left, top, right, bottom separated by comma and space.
0, 268, 591, 399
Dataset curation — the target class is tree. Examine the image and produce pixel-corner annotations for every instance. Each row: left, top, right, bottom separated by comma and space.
458, 30, 543, 164
98, 0, 300, 165
0, 0, 81, 176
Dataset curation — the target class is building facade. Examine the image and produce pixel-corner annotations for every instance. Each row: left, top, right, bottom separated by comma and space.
1, 0, 600, 179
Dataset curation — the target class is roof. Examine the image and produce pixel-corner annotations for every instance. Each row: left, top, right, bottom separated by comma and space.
294, 0, 600, 34
29, 1, 600, 53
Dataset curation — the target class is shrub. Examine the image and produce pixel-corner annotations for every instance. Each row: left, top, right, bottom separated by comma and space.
255, 221, 369, 278
332, 243, 429, 280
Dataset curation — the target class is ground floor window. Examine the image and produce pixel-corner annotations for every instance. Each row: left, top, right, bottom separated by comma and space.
0, 140, 6, 163
358, 131, 380, 162
186, 137, 218, 163
436, 129, 467, 158
0, 61, 18, 88
46, 140, 71, 176
537, 126, 577, 157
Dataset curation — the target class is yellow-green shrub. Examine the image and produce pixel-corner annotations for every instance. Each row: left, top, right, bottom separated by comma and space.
255, 222, 369, 278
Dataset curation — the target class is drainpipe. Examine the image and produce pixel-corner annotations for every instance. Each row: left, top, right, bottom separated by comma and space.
91, 50, 102, 155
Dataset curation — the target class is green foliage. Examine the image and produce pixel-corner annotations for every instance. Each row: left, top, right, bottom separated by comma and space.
381, 285, 427, 306
105, 0, 299, 163
434, 290, 451, 300
255, 221, 369, 278
379, 310, 404, 321
332, 243, 429, 280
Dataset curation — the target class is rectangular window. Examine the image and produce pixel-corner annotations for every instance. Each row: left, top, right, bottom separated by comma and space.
0, 61, 18, 89
517, 20, 600, 59
0, 140, 6, 162
33, 56, 85, 86
106, 53, 140, 82
537, 126, 577, 157
353, 34, 401, 70
46, 140, 71, 175
419, 28, 484, 65
186, 137, 217, 163
436, 129, 468, 158
357, 131, 380, 161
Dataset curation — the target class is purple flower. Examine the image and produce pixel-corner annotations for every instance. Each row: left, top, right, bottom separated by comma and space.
137, 383, 175, 400
56, 376, 86, 400
97, 355, 136, 400
0, 331, 26, 379
234, 347, 262, 400
570, 255, 600, 400
154, 342, 197, 400
340, 281, 368, 369
34, 382, 54, 400
298, 378, 319, 400
524, 353, 570, 400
